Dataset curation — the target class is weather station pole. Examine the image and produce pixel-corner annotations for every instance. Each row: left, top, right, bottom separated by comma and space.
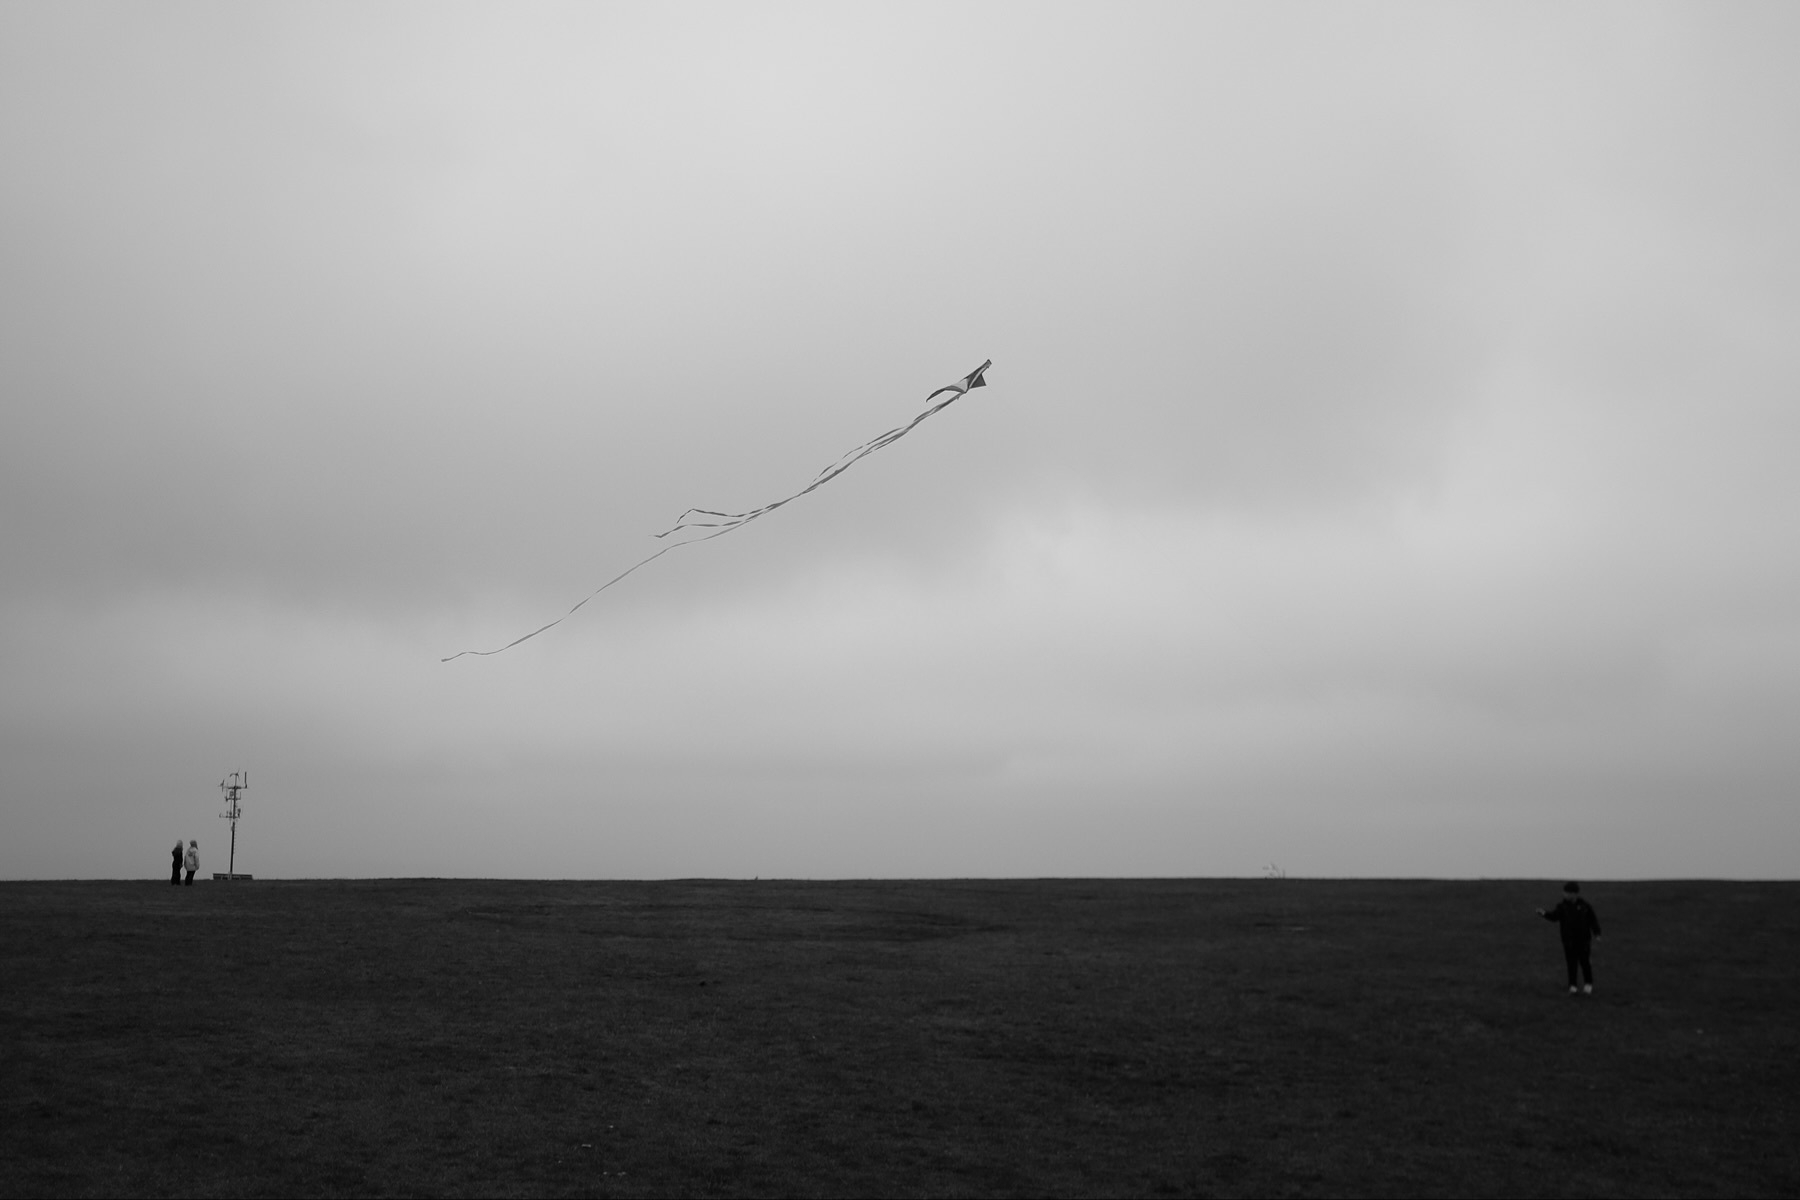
213, 771, 254, 881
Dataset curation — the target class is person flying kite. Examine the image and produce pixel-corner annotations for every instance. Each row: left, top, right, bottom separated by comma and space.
442, 359, 992, 662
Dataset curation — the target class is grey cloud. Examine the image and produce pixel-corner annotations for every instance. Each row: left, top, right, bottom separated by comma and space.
3, 4, 1796, 879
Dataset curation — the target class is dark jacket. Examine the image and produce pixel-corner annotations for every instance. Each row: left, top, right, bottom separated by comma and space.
1542, 897, 1601, 945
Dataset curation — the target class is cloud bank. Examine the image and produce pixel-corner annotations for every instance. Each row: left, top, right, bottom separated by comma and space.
3, 4, 1796, 878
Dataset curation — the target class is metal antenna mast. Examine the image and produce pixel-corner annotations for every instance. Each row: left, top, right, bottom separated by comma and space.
218, 771, 249, 880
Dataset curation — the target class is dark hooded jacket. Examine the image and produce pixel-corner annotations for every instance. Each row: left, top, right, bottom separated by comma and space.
1542, 897, 1601, 946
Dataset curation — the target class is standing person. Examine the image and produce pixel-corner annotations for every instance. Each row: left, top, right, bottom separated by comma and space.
170, 840, 183, 886
184, 840, 199, 886
1537, 882, 1602, 995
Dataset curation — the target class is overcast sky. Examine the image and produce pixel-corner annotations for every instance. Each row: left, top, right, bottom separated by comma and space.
3, 3, 1796, 880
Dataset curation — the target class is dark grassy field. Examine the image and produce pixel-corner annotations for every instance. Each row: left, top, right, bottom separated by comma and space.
4, 878, 1796, 1198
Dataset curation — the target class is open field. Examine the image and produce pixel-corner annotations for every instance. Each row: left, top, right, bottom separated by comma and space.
4, 878, 1797, 1197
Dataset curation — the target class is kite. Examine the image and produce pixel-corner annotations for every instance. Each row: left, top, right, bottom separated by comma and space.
442, 359, 992, 661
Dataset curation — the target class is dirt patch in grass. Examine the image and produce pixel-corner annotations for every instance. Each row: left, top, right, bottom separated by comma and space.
4, 878, 1796, 1197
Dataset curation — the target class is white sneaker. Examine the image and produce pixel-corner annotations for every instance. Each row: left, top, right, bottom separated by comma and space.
1583, 984, 1593, 995
1569, 986, 1579, 994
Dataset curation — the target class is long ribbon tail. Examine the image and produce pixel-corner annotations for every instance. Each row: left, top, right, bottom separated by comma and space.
442, 360, 991, 661
652, 362, 989, 540
439, 540, 687, 662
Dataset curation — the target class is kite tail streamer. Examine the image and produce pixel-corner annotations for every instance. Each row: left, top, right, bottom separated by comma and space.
652, 362, 990, 540
441, 359, 991, 661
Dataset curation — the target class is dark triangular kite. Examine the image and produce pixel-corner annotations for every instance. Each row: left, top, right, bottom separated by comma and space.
442, 360, 992, 661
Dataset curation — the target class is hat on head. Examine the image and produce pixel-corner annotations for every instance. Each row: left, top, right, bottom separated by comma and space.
1563, 881, 1580, 894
